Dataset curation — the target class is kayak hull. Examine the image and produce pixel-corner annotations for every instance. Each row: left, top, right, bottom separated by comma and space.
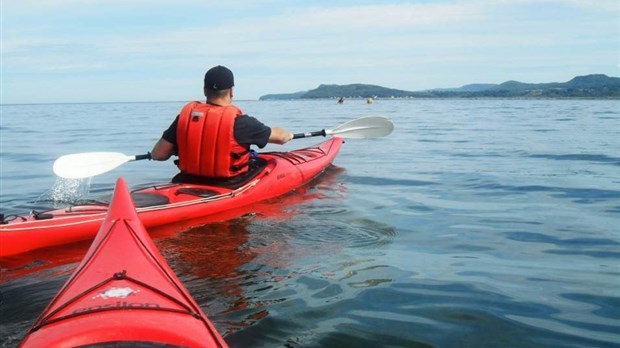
1, 138, 343, 258
20, 177, 229, 347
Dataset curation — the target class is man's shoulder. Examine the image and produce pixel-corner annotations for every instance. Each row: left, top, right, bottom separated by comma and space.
235, 114, 260, 124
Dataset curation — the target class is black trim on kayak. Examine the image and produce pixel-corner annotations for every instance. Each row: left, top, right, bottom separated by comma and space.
175, 187, 220, 197
32, 212, 54, 220
171, 157, 268, 189
95, 192, 171, 208
76, 341, 185, 348
2, 213, 28, 223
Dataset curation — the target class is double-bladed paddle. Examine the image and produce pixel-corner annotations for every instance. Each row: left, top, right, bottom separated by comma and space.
53, 116, 394, 179
292, 116, 393, 139
53, 153, 152, 179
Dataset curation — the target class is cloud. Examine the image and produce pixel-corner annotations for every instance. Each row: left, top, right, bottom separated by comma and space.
490, 0, 618, 12
2, 0, 618, 103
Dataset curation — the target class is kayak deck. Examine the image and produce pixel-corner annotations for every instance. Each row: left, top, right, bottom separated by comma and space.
20, 178, 229, 347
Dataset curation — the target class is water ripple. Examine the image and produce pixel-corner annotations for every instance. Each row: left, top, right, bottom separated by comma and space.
466, 182, 620, 203
505, 232, 620, 258
343, 174, 438, 187
528, 153, 620, 166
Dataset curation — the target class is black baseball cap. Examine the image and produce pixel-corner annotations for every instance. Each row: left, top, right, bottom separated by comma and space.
204, 65, 234, 91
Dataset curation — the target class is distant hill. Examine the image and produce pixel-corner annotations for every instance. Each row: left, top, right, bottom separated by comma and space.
258, 90, 307, 100
429, 83, 499, 93
259, 74, 620, 100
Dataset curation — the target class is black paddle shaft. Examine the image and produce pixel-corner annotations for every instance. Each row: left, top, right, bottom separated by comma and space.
135, 153, 152, 161
292, 129, 327, 139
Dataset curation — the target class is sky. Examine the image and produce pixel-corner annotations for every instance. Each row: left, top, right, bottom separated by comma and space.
1, 0, 619, 104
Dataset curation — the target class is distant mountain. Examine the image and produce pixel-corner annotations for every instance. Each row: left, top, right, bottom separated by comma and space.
475, 74, 620, 98
492, 74, 619, 91
458, 83, 499, 92
429, 83, 499, 93
304, 84, 415, 98
258, 74, 620, 100
259, 90, 307, 100
260, 83, 414, 100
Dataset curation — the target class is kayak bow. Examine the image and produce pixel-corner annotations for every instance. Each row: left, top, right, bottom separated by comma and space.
20, 177, 229, 347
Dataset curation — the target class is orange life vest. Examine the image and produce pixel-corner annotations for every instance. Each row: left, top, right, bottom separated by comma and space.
176, 101, 250, 178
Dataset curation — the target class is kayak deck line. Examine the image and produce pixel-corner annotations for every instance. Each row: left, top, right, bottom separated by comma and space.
3, 216, 109, 232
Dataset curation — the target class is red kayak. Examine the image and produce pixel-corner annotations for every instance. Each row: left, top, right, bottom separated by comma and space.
1, 138, 343, 258
20, 177, 229, 347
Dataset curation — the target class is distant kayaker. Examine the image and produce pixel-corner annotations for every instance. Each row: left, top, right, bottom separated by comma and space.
337, 97, 344, 104
151, 65, 294, 180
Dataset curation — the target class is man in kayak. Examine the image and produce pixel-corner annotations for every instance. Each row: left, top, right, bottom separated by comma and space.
150, 65, 294, 180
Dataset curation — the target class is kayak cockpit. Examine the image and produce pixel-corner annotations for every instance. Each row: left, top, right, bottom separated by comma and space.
170, 157, 269, 189
96, 192, 171, 208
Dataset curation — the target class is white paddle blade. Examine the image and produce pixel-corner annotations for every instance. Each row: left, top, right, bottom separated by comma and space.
53, 152, 135, 179
327, 116, 394, 139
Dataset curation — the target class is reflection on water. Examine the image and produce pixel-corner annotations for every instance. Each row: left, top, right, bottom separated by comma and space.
153, 170, 400, 339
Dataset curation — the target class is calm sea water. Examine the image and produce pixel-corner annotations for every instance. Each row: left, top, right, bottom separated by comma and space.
1, 99, 619, 347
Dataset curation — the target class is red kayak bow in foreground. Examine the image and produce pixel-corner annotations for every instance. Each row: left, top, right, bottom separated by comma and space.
20, 177, 229, 347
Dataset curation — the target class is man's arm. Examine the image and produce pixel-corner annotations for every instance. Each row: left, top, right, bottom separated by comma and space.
151, 138, 176, 161
269, 127, 294, 145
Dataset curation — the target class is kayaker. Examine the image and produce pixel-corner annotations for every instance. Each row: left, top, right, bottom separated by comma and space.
151, 65, 294, 180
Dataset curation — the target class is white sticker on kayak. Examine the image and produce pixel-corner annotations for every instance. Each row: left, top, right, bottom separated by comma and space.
93, 287, 140, 299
